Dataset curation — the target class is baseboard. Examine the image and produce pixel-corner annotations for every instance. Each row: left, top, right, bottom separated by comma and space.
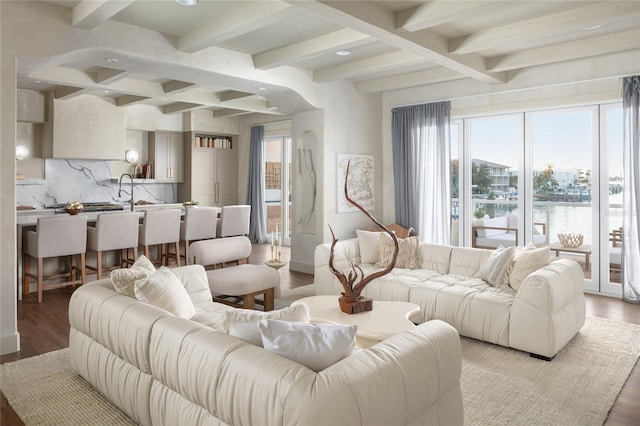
1, 331, 20, 355
289, 261, 314, 275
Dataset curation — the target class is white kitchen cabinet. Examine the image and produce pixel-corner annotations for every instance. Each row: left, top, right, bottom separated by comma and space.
178, 131, 237, 207
148, 131, 183, 182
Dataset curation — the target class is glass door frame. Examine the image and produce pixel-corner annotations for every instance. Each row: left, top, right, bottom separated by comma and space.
454, 103, 621, 295
599, 102, 623, 296
264, 135, 292, 246
524, 105, 598, 292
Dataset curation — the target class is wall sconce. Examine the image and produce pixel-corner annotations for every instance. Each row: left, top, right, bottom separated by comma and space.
16, 145, 29, 160
125, 149, 139, 163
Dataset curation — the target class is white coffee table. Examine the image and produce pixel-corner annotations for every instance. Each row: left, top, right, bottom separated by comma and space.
292, 295, 420, 348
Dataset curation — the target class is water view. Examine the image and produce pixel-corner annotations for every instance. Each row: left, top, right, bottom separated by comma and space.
466, 192, 623, 246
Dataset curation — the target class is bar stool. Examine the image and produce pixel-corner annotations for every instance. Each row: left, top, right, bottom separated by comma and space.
217, 205, 251, 238
22, 215, 87, 303
180, 206, 219, 265
139, 209, 181, 267
86, 211, 140, 279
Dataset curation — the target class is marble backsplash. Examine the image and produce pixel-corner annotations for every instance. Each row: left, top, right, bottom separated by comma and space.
16, 159, 176, 208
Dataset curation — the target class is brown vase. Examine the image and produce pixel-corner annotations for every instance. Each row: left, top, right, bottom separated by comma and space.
338, 295, 373, 314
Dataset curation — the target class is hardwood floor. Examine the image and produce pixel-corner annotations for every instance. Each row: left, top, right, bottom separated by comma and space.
1, 246, 638, 425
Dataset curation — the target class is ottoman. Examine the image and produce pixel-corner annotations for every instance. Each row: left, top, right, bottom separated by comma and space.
206, 264, 280, 311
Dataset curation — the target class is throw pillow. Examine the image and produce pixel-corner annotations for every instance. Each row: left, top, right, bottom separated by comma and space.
356, 229, 383, 264
375, 234, 419, 269
224, 303, 310, 347
478, 245, 516, 287
135, 266, 197, 319
510, 244, 551, 291
258, 319, 357, 372
110, 255, 156, 297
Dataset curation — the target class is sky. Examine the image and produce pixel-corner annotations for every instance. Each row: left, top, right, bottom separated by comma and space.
452, 105, 624, 178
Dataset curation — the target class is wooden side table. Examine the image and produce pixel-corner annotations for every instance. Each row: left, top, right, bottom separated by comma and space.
292, 295, 420, 348
549, 242, 592, 271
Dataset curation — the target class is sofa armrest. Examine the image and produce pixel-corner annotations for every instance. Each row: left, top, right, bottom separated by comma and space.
314, 238, 361, 295
285, 319, 464, 425
509, 258, 586, 358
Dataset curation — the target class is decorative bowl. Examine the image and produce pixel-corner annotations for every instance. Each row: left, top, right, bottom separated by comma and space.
65, 201, 84, 215
557, 233, 583, 248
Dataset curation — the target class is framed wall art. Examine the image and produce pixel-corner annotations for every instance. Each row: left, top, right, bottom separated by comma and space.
336, 153, 374, 213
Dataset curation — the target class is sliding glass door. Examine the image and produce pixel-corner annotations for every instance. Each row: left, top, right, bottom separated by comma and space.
461, 114, 523, 248
527, 106, 596, 290
264, 136, 292, 246
600, 104, 623, 295
453, 102, 623, 295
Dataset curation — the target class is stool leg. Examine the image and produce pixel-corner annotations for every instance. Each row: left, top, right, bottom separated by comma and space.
264, 288, 275, 311
71, 255, 77, 286
97, 250, 103, 279
81, 252, 86, 285
243, 294, 256, 310
184, 240, 190, 265
23, 252, 30, 299
37, 258, 44, 304
133, 246, 138, 262
174, 242, 180, 267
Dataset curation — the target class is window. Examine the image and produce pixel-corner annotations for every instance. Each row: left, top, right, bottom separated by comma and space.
454, 102, 622, 295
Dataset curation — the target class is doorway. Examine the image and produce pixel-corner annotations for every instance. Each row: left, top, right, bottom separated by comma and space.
264, 136, 292, 246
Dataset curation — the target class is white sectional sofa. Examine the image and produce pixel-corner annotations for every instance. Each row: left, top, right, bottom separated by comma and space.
69, 264, 464, 425
314, 238, 586, 360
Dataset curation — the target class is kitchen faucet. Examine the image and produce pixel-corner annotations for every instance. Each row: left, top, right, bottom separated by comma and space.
118, 173, 135, 211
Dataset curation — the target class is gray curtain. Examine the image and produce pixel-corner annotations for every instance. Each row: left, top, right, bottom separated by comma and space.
392, 101, 451, 244
246, 125, 268, 243
622, 76, 640, 303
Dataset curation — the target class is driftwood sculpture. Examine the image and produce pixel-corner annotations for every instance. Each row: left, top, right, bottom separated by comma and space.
329, 161, 399, 314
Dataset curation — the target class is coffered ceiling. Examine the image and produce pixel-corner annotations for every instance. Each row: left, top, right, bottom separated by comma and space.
18, 0, 640, 117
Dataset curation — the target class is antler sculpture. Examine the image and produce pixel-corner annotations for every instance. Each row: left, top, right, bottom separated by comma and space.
328, 161, 399, 314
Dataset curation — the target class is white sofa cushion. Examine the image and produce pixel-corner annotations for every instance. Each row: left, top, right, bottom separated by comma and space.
510, 245, 551, 291
135, 266, 197, 319
258, 319, 357, 372
110, 255, 156, 297
376, 235, 420, 269
478, 245, 516, 287
223, 303, 310, 346
356, 229, 382, 263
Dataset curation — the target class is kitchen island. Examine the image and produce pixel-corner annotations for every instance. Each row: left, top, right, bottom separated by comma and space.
16, 203, 187, 299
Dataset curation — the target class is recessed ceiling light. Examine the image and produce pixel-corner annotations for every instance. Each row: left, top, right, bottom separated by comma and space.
104, 90, 110, 93
104, 57, 119, 63
258, 87, 267, 91
176, 0, 198, 5
584, 24, 603, 30
34, 80, 42, 84
336, 50, 352, 56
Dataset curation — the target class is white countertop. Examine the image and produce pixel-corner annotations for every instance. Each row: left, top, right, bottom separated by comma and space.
16, 203, 186, 227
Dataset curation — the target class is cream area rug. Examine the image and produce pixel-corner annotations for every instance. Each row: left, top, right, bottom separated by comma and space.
1, 316, 639, 426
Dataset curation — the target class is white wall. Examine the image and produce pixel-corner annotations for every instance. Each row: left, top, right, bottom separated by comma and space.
320, 81, 383, 242
290, 110, 324, 274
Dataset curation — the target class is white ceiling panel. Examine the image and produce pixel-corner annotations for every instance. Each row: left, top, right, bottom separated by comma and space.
22, 0, 639, 114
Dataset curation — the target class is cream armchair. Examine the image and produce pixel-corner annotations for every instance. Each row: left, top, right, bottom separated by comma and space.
472, 214, 547, 249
